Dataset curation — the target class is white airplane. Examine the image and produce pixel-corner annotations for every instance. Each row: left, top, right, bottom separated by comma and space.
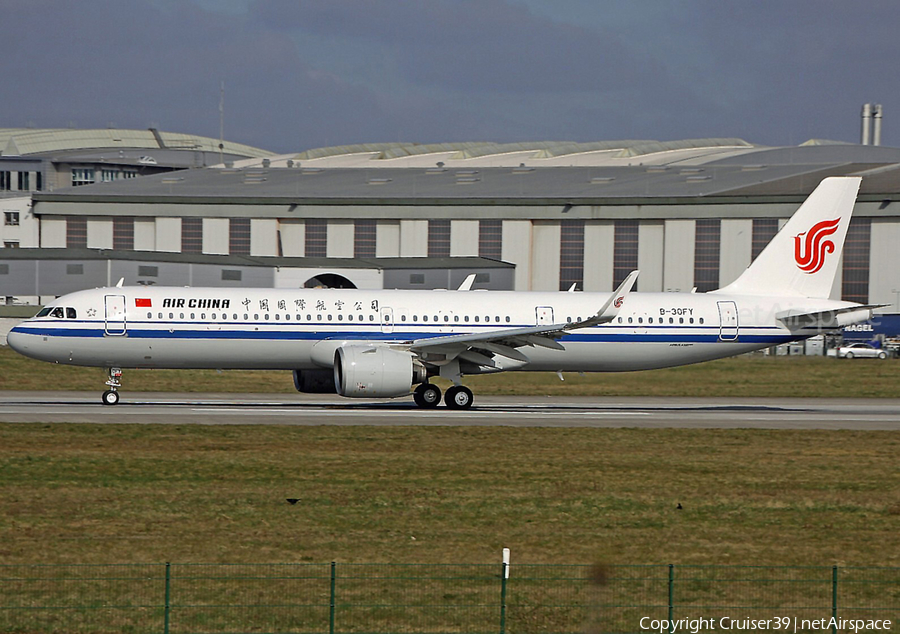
8, 177, 880, 409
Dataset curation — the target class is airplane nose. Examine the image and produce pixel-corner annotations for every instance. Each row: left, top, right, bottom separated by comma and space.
6, 324, 28, 354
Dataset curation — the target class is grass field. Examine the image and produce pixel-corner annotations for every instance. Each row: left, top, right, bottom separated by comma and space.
1, 423, 898, 568
1, 345, 899, 397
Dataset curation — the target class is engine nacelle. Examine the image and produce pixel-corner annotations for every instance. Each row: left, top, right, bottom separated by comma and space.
293, 369, 337, 393
334, 346, 425, 398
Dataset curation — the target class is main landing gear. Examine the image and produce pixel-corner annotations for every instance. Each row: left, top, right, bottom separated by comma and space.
412, 383, 474, 410
101, 367, 122, 406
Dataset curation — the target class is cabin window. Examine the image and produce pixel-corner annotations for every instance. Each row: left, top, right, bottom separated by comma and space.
648, 317, 653, 324
444, 316, 449, 322
400, 315, 406, 322
617, 317, 622, 324
474, 316, 480, 323
454, 316, 459, 322
638, 317, 643, 324
66, 308, 76, 319
423, 315, 428, 322
147, 312, 152, 319
669, 317, 674, 324
465, 316, 470, 322
628, 317, 633, 324
484, 316, 489, 322
180, 313, 185, 319
679, 317, 684, 324
158, 312, 163, 319
505, 316, 510, 323
337, 314, 343, 321
699, 317, 704, 324
275, 314, 280, 321
566, 317, 572, 323
306, 314, 312, 321
689, 318, 694, 324
369, 314, 375, 321
169, 313, 174, 319
327, 314, 333, 321
317, 314, 322, 321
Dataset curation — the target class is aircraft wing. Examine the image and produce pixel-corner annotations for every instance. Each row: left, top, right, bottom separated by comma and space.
405, 271, 639, 367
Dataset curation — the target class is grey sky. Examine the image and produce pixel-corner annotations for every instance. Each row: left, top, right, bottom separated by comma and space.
2, 0, 898, 153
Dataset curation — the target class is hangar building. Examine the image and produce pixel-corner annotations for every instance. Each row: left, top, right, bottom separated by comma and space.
4, 137, 900, 311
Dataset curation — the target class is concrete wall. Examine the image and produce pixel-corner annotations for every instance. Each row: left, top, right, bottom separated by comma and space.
203, 218, 229, 255
663, 219, 695, 292
502, 220, 532, 291
251, 219, 278, 256
720, 218, 752, 287
280, 219, 305, 257
869, 219, 900, 308
376, 220, 400, 257
637, 221, 664, 292
326, 220, 354, 258
450, 220, 479, 257
399, 220, 428, 257
583, 220, 613, 291
156, 217, 181, 252
530, 221, 560, 291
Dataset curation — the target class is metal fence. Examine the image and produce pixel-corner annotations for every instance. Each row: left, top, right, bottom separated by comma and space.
1, 563, 897, 633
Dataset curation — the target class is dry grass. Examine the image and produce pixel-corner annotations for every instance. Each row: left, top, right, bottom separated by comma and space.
1, 424, 897, 567
2, 345, 900, 397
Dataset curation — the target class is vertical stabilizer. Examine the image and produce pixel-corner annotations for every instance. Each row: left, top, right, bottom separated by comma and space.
714, 176, 862, 298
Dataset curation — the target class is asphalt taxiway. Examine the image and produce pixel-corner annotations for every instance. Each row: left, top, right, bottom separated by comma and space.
1, 392, 899, 429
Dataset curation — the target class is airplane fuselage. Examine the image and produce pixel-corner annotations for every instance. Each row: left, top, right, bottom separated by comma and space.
8, 285, 847, 373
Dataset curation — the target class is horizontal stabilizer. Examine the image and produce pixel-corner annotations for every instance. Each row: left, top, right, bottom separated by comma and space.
776, 304, 887, 330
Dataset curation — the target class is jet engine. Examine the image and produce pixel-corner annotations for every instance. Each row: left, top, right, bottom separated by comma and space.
333, 346, 426, 398
293, 369, 337, 393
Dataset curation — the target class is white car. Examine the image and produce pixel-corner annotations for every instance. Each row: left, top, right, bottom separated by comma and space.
835, 342, 889, 359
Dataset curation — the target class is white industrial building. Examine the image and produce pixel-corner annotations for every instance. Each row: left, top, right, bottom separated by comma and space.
4, 135, 900, 311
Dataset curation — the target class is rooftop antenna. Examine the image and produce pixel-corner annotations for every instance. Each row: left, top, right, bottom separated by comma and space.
218, 80, 225, 164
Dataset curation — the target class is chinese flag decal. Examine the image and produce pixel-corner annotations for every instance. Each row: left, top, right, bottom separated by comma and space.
135, 298, 152, 307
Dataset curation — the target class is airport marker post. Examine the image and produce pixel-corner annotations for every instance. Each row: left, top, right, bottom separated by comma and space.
499, 548, 510, 634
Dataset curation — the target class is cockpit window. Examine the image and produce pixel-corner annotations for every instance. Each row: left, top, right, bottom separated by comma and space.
66, 307, 77, 319
36, 307, 52, 318
50, 307, 65, 319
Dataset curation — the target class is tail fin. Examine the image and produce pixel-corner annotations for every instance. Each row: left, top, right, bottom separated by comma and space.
715, 176, 862, 298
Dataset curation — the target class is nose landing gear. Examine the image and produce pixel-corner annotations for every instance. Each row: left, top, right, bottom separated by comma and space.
102, 367, 122, 406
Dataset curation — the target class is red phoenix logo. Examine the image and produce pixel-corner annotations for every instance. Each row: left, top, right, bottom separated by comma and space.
793, 217, 841, 274
614, 296, 624, 308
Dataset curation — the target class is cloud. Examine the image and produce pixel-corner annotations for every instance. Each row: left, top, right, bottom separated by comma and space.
250, 0, 677, 95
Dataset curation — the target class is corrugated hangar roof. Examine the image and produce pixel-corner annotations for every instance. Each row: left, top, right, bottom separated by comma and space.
33, 139, 900, 207
0, 127, 274, 159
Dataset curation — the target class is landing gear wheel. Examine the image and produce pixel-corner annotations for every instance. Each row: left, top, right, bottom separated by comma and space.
101, 390, 120, 406
445, 385, 474, 410
414, 383, 442, 408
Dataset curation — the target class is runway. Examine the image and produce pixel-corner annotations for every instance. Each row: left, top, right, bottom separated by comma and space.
1, 392, 899, 429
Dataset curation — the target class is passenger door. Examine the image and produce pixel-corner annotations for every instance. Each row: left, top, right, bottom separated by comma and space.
717, 301, 738, 341
104, 295, 127, 336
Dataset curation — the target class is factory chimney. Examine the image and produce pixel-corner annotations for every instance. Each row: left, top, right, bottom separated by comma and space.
872, 104, 883, 146
861, 103, 872, 145
861, 103, 883, 146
